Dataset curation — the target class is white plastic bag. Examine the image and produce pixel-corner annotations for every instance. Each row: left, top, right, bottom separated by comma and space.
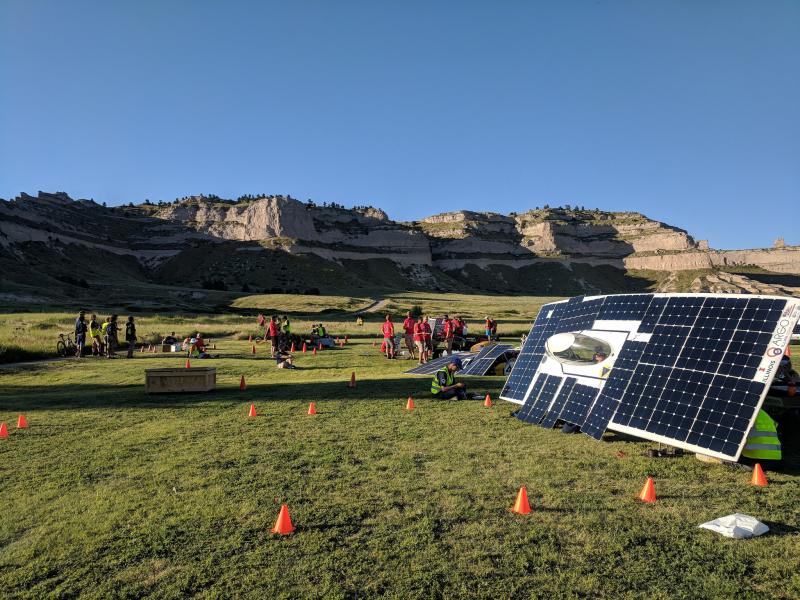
698, 513, 769, 539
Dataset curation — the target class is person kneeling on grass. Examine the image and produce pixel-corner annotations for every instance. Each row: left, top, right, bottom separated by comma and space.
431, 356, 468, 400
274, 350, 296, 369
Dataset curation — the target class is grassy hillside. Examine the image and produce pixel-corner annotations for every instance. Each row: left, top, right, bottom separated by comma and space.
0, 337, 798, 598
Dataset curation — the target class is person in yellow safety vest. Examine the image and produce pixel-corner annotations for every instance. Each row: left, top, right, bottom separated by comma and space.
88, 313, 103, 356
281, 316, 291, 335
741, 409, 781, 464
431, 356, 468, 399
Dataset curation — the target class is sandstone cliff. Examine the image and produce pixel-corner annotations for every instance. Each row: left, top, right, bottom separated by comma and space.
1, 191, 798, 301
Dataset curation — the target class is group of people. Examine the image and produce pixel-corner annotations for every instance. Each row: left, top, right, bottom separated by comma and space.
259, 314, 293, 357
74, 311, 137, 358
382, 312, 497, 365
381, 313, 434, 363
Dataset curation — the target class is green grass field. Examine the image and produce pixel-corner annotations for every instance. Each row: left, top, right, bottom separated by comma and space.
0, 293, 557, 364
1, 334, 799, 599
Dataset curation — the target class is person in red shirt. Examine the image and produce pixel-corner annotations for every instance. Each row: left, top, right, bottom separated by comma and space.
421, 315, 433, 361
381, 314, 395, 359
413, 316, 426, 364
402, 311, 417, 360
443, 313, 455, 355
268, 315, 280, 357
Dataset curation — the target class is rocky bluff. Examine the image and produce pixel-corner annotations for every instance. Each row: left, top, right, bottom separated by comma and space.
1, 191, 799, 297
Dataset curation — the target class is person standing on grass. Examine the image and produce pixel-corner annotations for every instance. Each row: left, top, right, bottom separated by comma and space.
105, 315, 120, 358
125, 316, 137, 358
74, 311, 87, 358
456, 316, 466, 337
268, 315, 279, 357
281, 315, 291, 336
484, 315, 493, 340
443, 313, 455, 355
413, 315, 426, 364
421, 314, 433, 361
88, 313, 103, 356
402, 311, 416, 360
381, 314, 395, 359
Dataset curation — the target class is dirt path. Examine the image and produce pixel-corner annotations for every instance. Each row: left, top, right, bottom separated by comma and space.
361, 298, 390, 314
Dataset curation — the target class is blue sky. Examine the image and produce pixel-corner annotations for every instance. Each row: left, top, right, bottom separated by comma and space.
1, 1, 797, 249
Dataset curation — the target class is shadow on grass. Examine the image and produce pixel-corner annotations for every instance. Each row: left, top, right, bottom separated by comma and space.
4, 376, 800, 476
0, 377, 503, 411
762, 521, 800, 536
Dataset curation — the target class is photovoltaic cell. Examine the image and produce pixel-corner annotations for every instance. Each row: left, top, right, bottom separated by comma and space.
501, 293, 799, 460
460, 344, 514, 376
404, 352, 472, 375
540, 377, 575, 428
500, 301, 567, 401
560, 383, 599, 427
596, 294, 653, 321
514, 374, 547, 424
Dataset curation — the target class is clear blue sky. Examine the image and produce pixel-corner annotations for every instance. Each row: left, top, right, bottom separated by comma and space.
1, 1, 797, 249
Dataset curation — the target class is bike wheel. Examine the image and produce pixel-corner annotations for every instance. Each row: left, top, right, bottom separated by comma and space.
56, 341, 67, 357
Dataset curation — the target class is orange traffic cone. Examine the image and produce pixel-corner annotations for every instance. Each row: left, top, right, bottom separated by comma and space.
240, 375, 246, 391
318, 343, 323, 351
248, 335, 252, 343
484, 394, 493, 408
185, 359, 191, 369
637, 476, 657, 503
348, 372, 356, 388
751, 463, 768, 487
140, 345, 145, 353
251, 345, 256, 355
248, 404, 257, 418
512, 486, 531, 514
271, 503, 295, 535
312, 347, 317, 356
290, 342, 296, 352
0, 422, 7, 439
302, 342, 307, 353
17, 414, 28, 429
406, 396, 415, 410
372, 339, 376, 347
308, 402, 317, 415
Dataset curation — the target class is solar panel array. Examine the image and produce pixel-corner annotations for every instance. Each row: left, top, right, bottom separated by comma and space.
404, 352, 473, 375
459, 344, 514, 376
502, 293, 796, 460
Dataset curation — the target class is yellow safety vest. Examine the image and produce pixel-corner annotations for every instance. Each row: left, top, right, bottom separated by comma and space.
431, 367, 454, 394
741, 410, 781, 461
283, 320, 291, 334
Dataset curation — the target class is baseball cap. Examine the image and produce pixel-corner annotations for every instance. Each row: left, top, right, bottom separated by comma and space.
450, 356, 463, 369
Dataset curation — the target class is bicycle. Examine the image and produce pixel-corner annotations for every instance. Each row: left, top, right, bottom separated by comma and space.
56, 332, 77, 357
